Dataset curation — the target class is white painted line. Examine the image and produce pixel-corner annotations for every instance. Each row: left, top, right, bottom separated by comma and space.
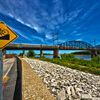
3, 58, 16, 78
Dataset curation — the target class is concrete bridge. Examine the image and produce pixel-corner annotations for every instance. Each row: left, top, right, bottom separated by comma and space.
5, 41, 100, 58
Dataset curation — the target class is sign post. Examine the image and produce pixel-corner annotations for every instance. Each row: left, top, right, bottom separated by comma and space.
0, 50, 3, 100
0, 22, 18, 100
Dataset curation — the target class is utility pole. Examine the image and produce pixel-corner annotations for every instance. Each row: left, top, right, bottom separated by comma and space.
93, 39, 96, 47
44, 34, 47, 45
52, 32, 59, 46
0, 50, 3, 100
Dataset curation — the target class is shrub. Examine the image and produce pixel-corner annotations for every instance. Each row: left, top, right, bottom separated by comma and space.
27, 50, 35, 58
39, 54, 100, 75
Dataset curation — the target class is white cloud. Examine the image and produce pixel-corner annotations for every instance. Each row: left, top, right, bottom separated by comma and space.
67, 9, 82, 22
70, 30, 78, 35
73, 3, 99, 25
0, 0, 100, 44
45, 34, 53, 39
81, 3, 99, 20
76, 38, 83, 41
33, 26, 42, 33
25, 23, 32, 27
58, 40, 65, 43
31, 35, 44, 42
16, 18, 24, 24
75, 33, 81, 36
8, 13, 14, 18
12, 28, 32, 41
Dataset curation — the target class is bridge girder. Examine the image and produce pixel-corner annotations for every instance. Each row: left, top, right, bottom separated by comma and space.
58, 40, 93, 49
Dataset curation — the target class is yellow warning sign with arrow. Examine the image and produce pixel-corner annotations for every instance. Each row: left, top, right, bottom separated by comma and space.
0, 22, 18, 49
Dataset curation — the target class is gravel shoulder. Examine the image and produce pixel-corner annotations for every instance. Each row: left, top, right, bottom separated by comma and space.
22, 58, 55, 100
24, 58, 100, 100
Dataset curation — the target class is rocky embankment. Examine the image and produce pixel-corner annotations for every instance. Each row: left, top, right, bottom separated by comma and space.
25, 58, 100, 100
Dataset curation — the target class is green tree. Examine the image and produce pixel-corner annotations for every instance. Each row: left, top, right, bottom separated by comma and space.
19, 53, 23, 56
27, 50, 35, 58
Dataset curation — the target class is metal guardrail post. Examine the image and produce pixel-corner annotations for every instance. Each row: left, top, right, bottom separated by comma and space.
0, 50, 3, 100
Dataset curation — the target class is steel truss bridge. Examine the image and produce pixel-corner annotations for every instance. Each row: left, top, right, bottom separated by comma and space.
5, 40, 100, 58
57, 40, 98, 50
5, 40, 100, 50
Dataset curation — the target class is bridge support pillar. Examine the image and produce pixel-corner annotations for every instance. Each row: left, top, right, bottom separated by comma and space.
40, 50, 44, 57
91, 50, 98, 58
3, 50, 6, 55
23, 50, 25, 55
53, 49, 59, 58
21, 50, 25, 58
3, 50, 6, 59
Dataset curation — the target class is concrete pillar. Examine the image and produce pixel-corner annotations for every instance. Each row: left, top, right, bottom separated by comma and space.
3, 50, 6, 59
91, 50, 98, 58
3, 50, 6, 55
53, 49, 59, 58
22, 50, 25, 55
40, 50, 44, 57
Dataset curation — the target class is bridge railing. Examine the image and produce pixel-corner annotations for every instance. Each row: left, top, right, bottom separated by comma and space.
6, 42, 100, 50
57, 41, 95, 50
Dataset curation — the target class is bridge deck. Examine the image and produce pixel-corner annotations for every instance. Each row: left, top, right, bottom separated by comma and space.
5, 44, 100, 50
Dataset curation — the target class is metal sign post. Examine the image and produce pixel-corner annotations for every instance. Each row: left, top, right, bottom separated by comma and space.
0, 21, 18, 100
0, 49, 3, 100
0, 22, 18, 49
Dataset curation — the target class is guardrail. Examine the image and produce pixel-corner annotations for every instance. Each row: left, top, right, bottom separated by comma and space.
13, 56, 22, 100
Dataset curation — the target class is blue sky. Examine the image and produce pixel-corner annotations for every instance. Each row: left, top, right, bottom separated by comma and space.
0, 0, 100, 46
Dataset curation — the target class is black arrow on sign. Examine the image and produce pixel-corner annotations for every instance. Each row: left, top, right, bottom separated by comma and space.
0, 34, 10, 40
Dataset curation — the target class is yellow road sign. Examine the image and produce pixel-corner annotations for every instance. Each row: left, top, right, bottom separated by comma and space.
0, 22, 18, 49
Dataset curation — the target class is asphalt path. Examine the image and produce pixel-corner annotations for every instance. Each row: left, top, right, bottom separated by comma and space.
3, 58, 17, 100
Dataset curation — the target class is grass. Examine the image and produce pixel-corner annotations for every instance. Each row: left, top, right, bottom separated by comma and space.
39, 54, 100, 75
